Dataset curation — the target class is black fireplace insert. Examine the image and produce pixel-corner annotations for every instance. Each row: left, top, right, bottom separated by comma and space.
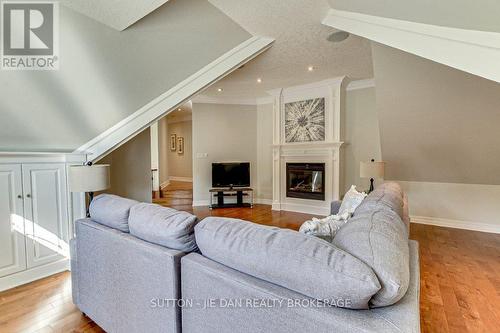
286, 163, 325, 201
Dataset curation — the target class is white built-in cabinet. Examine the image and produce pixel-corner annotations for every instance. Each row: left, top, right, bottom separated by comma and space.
0, 153, 86, 291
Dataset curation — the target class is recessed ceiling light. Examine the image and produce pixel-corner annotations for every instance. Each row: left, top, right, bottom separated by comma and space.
178, 108, 181, 111
308, 66, 314, 72
217, 88, 223, 92
257, 78, 262, 83
327, 31, 350, 43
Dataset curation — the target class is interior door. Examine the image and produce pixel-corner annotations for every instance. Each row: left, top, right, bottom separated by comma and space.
0, 164, 26, 277
23, 164, 69, 268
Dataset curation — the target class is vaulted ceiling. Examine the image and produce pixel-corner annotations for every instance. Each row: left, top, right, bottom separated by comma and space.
201, 0, 373, 99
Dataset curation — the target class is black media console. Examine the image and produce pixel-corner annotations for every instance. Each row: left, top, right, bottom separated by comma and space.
208, 187, 254, 209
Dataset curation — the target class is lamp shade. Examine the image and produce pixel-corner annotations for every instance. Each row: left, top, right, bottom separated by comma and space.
69, 165, 110, 192
360, 161, 385, 179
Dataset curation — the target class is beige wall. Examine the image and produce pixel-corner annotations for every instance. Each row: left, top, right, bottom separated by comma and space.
256, 103, 273, 200
0, 0, 251, 151
158, 117, 170, 187
167, 121, 193, 179
372, 43, 500, 185
99, 129, 152, 202
344, 87, 382, 193
192, 103, 257, 204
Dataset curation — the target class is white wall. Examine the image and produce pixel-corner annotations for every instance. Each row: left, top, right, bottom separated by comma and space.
192, 103, 257, 204
0, 0, 251, 151
256, 103, 273, 201
167, 121, 193, 179
99, 129, 152, 202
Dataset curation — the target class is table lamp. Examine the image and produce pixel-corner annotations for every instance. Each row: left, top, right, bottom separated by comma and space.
360, 159, 385, 193
69, 163, 110, 217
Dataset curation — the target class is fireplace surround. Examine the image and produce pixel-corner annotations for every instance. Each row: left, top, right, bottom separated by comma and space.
270, 77, 346, 215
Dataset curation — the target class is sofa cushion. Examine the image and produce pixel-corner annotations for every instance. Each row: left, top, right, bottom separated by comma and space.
129, 203, 198, 252
354, 182, 406, 228
333, 208, 410, 307
89, 194, 138, 232
195, 217, 381, 309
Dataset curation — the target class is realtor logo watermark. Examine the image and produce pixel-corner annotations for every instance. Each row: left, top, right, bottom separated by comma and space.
1, 1, 59, 70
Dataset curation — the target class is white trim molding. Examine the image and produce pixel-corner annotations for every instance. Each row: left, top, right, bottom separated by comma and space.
323, 9, 500, 83
192, 200, 210, 207
0, 259, 69, 292
270, 77, 348, 215
74, 36, 274, 162
191, 79, 371, 107
169, 176, 193, 182
346, 78, 375, 91
411, 216, 500, 234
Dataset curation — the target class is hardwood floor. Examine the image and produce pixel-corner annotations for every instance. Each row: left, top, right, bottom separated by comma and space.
0, 182, 498, 332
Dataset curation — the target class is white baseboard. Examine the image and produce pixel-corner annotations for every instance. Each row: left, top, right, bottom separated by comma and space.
192, 200, 210, 207
0, 259, 70, 292
169, 176, 193, 182
277, 203, 329, 216
255, 198, 272, 205
410, 215, 500, 234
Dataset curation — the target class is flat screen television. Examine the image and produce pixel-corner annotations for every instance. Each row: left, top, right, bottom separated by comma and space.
212, 162, 250, 188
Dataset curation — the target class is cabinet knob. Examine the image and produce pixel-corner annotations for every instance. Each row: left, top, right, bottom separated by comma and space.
17, 195, 22, 199
26, 194, 31, 198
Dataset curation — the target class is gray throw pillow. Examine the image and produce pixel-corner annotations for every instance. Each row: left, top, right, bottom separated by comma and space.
333, 208, 410, 307
129, 203, 198, 252
89, 194, 138, 232
195, 217, 381, 309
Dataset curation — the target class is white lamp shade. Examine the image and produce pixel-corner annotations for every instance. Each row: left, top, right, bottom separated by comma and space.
69, 165, 110, 192
360, 161, 385, 179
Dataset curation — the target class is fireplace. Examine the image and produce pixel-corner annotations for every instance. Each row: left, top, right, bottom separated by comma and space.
286, 163, 325, 201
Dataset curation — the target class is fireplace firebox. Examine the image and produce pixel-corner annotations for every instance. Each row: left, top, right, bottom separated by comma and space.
286, 163, 325, 201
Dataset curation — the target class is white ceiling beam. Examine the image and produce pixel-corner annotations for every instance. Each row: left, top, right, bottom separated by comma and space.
323, 9, 500, 83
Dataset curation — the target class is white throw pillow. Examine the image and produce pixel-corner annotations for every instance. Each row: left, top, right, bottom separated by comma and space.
299, 212, 351, 242
338, 185, 367, 216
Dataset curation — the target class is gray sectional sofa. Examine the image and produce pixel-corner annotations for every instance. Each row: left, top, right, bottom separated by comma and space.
71, 183, 420, 333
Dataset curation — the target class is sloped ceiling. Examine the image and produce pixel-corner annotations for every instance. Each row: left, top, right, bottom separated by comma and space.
373, 43, 500, 185
0, 0, 251, 151
202, 0, 373, 99
61, 0, 170, 31
329, 0, 500, 32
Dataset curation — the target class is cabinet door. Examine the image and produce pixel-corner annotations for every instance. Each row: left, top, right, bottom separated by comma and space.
23, 164, 69, 268
0, 164, 26, 277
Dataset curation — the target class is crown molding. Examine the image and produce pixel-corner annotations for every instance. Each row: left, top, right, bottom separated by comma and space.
192, 78, 374, 107
192, 95, 259, 105
73, 36, 274, 161
323, 9, 500, 83
346, 78, 375, 91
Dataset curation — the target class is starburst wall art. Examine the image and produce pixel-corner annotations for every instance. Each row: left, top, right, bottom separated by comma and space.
285, 98, 325, 143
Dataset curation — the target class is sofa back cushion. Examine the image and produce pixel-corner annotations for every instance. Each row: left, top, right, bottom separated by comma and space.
89, 194, 138, 232
195, 217, 381, 309
333, 209, 410, 307
354, 182, 408, 233
129, 203, 198, 252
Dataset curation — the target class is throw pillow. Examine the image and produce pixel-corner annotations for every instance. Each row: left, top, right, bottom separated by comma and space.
338, 185, 367, 216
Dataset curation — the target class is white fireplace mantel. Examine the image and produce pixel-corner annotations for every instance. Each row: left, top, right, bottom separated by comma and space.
269, 77, 348, 215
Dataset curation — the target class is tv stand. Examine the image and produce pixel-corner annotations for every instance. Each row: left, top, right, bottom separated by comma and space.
209, 187, 254, 209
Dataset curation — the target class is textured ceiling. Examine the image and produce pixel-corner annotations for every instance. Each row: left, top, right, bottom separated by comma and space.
61, 0, 169, 30
203, 0, 373, 99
